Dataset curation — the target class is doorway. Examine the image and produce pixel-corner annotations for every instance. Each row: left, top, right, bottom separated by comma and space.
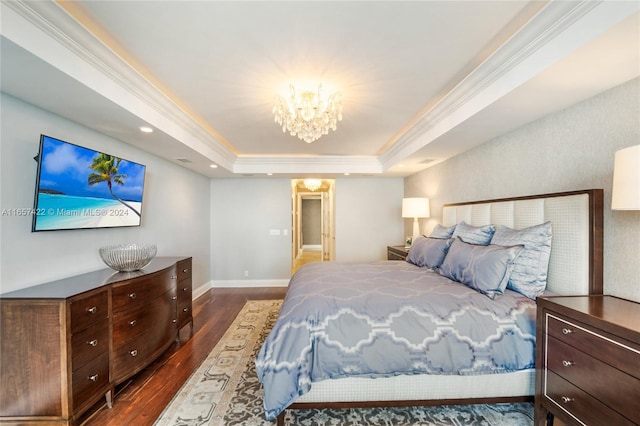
291, 179, 335, 274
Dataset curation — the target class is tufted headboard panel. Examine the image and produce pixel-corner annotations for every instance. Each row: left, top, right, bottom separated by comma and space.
442, 190, 603, 296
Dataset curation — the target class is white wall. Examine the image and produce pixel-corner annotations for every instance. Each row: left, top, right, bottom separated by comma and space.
405, 78, 640, 302
210, 177, 404, 284
335, 177, 404, 261
0, 94, 211, 294
210, 178, 292, 283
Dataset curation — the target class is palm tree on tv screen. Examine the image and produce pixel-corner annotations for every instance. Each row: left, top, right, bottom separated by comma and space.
88, 153, 141, 217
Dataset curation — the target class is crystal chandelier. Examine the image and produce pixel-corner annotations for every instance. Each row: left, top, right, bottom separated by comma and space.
304, 179, 322, 191
273, 84, 343, 143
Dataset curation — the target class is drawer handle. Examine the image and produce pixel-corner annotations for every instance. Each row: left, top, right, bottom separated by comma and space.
130, 349, 138, 357
172, 296, 177, 300
87, 306, 97, 314
562, 328, 573, 335
88, 339, 98, 347
183, 307, 189, 312
182, 287, 188, 292
183, 268, 189, 273
88, 374, 99, 382
562, 360, 574, 367
129, 320, 137, 327
171, 275, 177, 280
561, 396, 573, 404
129, 292, 137, 299
172, 319, 177, 323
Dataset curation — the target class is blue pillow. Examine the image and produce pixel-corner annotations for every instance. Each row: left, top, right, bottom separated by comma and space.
439, 238, 523, 299
429, 224, 456, 239
451, 221, 495, 245
491, 222, 552, 299
406, 236, 454, 269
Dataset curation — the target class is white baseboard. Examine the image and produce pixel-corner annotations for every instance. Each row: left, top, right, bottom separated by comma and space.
192, 281, 212, 300
210, 279, 290, 288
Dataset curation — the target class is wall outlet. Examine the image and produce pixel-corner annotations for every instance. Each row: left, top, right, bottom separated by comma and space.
269, 229, 281, 236
244, 270, 249, 277
283, 229, 288, 236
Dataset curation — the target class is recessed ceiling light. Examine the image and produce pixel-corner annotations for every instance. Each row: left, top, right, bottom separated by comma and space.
267, 173, 273, 176
344, 173, 350, 176
139, 126, 153, 133
210, 164, 218, 168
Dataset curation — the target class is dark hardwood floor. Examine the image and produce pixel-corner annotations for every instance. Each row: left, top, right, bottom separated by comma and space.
81, 287, 288, 426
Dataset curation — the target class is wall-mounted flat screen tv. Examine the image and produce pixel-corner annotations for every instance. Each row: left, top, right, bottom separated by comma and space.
32, 135, 146, 232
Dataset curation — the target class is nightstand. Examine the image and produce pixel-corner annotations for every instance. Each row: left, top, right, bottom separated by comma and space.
387, 245, 410, 261
534, 295, 640, 426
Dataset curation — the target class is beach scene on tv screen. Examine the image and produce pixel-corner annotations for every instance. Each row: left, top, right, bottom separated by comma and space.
34, 136, 146, 231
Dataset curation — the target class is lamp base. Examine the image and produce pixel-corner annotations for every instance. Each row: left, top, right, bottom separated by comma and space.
412, 218, 420, 243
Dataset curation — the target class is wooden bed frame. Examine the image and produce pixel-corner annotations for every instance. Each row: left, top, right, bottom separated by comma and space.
276, 189, 603, 425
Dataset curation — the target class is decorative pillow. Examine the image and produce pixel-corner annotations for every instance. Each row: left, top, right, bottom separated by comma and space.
439, 238, 524, 299
406, 236, 454, 269
491, 221, 552, 299
429, 224, 456, 239
451, 221, 496, 245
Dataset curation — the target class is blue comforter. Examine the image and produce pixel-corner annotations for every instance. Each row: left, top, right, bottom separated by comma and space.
255, 261, 537, 420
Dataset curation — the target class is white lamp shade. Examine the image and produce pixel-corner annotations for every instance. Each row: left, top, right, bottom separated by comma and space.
402, 198, 430, 218
612, 145, 640, 210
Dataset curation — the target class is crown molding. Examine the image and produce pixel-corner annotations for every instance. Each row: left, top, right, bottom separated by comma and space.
3, 1, 637, 177
234, 156, 382, 175
1, 0, 237, 169
380, 0, 639, 170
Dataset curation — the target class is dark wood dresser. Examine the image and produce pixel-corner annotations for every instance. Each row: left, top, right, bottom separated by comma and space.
0, 257, 193, 425
387, 245, 410, 261
535, 295, 640, 426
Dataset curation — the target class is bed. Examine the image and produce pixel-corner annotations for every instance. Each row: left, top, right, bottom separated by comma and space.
256, 189, 603, 425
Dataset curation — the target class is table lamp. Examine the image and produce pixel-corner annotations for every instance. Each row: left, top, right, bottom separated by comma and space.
402, 197, 430, 245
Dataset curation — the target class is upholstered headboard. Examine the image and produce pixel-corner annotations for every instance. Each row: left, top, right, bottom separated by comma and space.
442, 189, 603, 296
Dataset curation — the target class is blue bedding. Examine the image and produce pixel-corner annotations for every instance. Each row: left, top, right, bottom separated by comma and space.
255, 261, 537, 420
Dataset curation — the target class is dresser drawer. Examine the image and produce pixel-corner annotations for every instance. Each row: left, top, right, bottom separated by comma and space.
70, 290, 108, 332
112, 268, 175, 313
113, 289, 177, 343
177, 277, 192, 320
71, 319, 109, 371
177, 299, 191, 326
71, 352, 109, 409
546, 314, 640, 380
112, 317, 176, 380
177, 258, 192, 281
112, 292, 177, 380
177, 278, 192, 302
546, 335, 640, 423
545, 371, 636, 426
387, 246, 408, 261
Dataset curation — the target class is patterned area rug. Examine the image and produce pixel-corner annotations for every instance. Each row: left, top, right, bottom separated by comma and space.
155, 300, 534, 426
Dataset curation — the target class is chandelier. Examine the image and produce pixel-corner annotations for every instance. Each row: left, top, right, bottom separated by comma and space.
304, 179, 322, 191
273, 84, 343, 143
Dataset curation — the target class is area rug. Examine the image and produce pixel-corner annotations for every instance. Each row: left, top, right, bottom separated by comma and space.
155, 300, 534, 426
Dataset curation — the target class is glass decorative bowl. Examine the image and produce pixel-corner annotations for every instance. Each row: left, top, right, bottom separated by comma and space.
99, 244, 157, 272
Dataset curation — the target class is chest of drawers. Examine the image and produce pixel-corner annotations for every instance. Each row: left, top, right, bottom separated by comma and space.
387, 245, 409, 261
535, 296, 640, 426
176, 257, 193, 335
0, 257, 192, 426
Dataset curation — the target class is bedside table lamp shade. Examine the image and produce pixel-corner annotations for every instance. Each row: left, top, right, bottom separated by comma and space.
402, 197, 430, 242
612, 145, 640, 210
